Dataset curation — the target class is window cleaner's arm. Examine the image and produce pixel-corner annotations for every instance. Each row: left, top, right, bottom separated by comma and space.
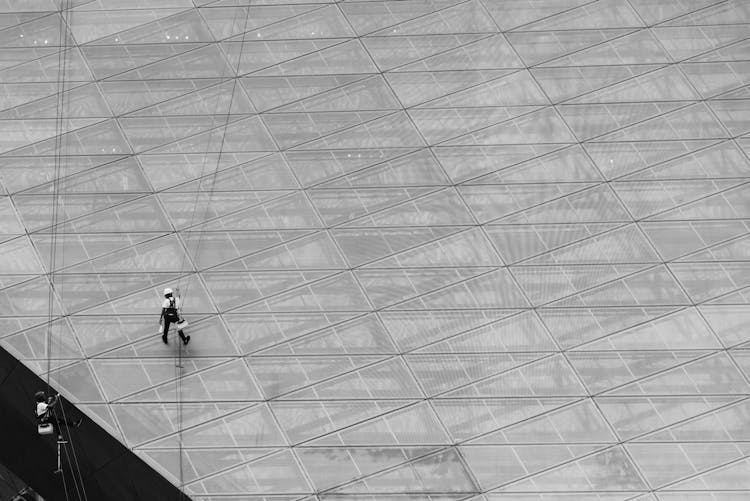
47, 394, 59, 410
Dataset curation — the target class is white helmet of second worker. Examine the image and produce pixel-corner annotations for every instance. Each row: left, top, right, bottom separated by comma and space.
163, 288, 173, 296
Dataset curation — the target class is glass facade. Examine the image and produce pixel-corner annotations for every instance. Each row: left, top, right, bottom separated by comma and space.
2, 0, 750, 498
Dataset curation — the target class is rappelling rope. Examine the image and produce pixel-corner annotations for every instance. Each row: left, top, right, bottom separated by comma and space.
172, 3, 255, 497
48, 2, 88, 499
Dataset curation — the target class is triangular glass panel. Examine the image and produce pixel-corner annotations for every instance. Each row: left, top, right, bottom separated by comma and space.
548, 30, 670, 69
486, 222, 622, 264
88, 9, 214, 46
683, 60, 750, 98
310, 186, 435, 226
254, 39, 377, 76
0, 82, 109, 120
139, 151, 264, 191
14, 192, 146, 233
555, 265, 690, 308
332, 226, 466, 268
397, 33, 523, 71
151, 115, 277, 154
187, 450, 309, 495
387, 69, 509, 107
570, 350, 712, 393
203, 270, 334, 311
372, 0, 496, 36
357, 266, 491, 309
434, 143, 562, 183
249, 354, 386, 398
71, 8, 187, 44
343, 188, 475, 228
270, 399, 413, 444
527, 224, 659, 265
654, 25, 750, 61
111, 44, 232, 81
298, 445, 443, 491
92, 357, 227, 401
407, 353, 540, 396
624, 141, 750, 180
650, 183, 750, 221
560, 101, 686, 141
224, 312, 359, 354
138, 447, 278, 487
534, 64, 666, 103
394, 268, 528, 310
295, 111, 424, 150
484, 0, 592, 31
629, 0, 721, 25
381, 309, 513, 352
445, 106, 576, 145
500, 446, 646, 492
278, 75, 399, 112
48, 360, 105, 403
264, 110, 389, 149
413, 106, 540, 144
24, 157, 149, 195
341, 0, 465, 36
123, 359, 261, 402
468, 145, 601, 185
700, 304, 750, 347
285, 147, 415, 187
576, 308, 720, 351
419, 310, 556, 354
232, 231, 345, 270
242, 272, 371, 313
1, 317, 83, 362
159, 190, 289, 229
596, 102, 726, 142
664, 1, 750, 26
321, 149, 448, 188
242, 73, 365, 112
77, 403, 124, 442
281, 358, 423, 399
585, 140, 718, 180
363, 34, 486, 71
507, 29, 637, 66
239, 5, 353, 41
522, 0, 643, 31
111, 401, 249, 447
127, 79, 255, 117
671, 261, 750, 303
461, 182, 596, 223
260, 314, 396, 356
200, 3, 320, 40
82, 43, 206, 80
607, 352, 749, 396
0, 155, 120, 194
366, 227, 500, 268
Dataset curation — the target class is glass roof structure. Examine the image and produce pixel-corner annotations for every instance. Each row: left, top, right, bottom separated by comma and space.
1, 0, 750, 499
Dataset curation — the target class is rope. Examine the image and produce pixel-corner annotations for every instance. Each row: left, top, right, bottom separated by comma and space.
173, 3, 254, 497
48, 3, 88, 499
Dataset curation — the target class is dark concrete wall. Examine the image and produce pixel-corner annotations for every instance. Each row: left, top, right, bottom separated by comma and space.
0, 345, 188, 501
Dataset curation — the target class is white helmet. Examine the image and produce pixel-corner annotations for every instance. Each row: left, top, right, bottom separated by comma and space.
163, 288, 173, 296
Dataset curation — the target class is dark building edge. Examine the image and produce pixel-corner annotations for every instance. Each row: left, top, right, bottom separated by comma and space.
0, 344, 188, 501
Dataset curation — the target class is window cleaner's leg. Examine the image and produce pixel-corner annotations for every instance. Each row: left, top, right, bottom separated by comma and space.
162, 320, 171, 345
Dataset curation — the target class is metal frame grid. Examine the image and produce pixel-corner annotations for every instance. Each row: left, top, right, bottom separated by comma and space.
1, 0, 750, 499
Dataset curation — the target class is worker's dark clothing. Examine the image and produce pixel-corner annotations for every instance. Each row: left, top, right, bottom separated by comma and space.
160, 295, 189, 345
36, 398, 78, 434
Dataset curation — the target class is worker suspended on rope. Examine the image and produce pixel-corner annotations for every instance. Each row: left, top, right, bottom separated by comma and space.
160, 288, 190, 346
35, 391, 81, 438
